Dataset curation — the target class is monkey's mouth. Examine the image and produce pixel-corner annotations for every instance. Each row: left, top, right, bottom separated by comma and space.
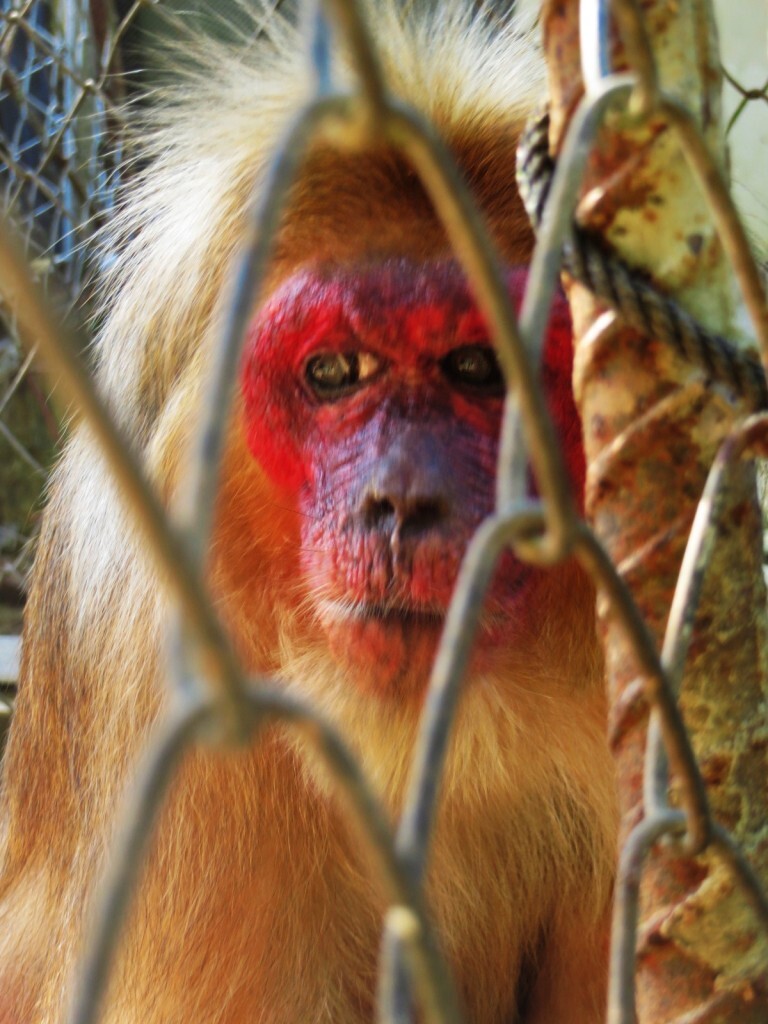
315, 598, 446, 695
318, 599, 446, 628
316, 597, 513, 697
317, 596, 515, 637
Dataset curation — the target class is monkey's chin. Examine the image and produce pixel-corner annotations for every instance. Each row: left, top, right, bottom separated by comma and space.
319, 603, 446, 699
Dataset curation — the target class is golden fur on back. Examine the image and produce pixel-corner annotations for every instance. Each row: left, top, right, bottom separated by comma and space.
0, 4, 617, 1022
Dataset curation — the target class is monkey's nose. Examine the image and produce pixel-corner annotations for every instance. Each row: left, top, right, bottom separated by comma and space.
359, 426, 453, 538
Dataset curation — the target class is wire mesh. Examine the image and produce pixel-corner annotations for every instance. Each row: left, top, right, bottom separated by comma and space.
0, 0, 142, 628
1, 1, 767, 1023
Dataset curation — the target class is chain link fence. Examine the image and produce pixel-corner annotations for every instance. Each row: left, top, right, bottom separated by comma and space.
0, 0, 136, 633
1, 0, 768, 1022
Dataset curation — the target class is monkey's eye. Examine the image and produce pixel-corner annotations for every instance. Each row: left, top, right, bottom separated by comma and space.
305, 351, 381, 398
441, 345, 505, 394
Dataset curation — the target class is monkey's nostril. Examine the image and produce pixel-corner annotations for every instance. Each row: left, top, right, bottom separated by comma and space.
364, 496, 397, 529
362, 494, 446, 536
399, 499, 444, 537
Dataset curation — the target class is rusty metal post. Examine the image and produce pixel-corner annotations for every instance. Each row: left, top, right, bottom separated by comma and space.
542, 1, 768, 1019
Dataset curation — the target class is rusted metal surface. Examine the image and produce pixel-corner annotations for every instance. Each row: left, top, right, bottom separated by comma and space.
543, 1, 768, 1020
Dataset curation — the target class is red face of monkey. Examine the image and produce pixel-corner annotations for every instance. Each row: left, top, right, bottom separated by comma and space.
242, 259, 580, 694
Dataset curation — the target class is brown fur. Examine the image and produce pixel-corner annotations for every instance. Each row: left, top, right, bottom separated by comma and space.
0, 4, 617, 1022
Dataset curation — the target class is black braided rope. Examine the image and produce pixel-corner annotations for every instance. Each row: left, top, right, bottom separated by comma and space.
517, 110, 768, 411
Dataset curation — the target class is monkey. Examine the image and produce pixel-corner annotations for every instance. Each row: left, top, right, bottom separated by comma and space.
0, 3, 618, 1022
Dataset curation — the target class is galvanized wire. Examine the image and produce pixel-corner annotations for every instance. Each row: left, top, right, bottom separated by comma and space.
1, 2, 768, 1024
0, 0, 137, 296
0, 0, 143, 600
